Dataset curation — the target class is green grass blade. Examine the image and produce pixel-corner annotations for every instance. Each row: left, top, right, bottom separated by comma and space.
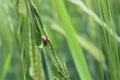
97, 0, 120, 79
1, 53, 12, 80
0, 1, 14, 79
54, 0, 92, 80
70, 0, 120, 42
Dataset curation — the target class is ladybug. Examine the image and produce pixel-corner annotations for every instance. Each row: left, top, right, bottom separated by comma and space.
42, 36, 48, 45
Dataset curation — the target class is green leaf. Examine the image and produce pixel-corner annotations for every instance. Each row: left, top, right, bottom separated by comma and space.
54, 0, 92, 80
1, 53, 12, 80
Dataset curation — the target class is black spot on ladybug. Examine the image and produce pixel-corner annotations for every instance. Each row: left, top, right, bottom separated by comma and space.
42, 36, 48, 45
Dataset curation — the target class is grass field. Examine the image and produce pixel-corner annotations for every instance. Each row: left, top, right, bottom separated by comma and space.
0, 0, 120, 80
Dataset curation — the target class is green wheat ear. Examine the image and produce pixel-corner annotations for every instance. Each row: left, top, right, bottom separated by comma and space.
25, 0, 45, 80
14, 0, 45, 79
29, 20, 44, 80
14, 0, 71, 79
31, 2, 71, 80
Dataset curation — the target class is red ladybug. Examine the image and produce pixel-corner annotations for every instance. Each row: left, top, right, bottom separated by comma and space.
42, 36, 48, 45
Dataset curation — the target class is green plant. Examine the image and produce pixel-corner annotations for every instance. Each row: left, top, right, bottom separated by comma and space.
0, 0, 120, 80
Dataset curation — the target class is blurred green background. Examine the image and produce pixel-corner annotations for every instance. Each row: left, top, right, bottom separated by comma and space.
0, 0, 120, 80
